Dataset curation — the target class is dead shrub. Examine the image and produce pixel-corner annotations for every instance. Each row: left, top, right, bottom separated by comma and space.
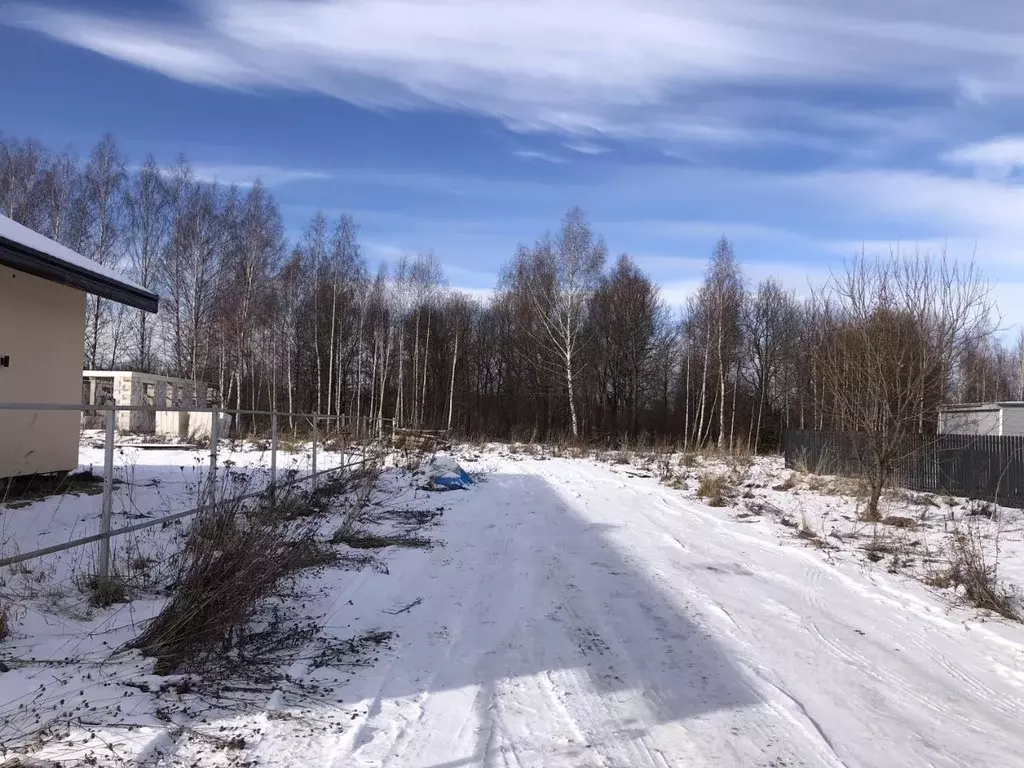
792, 447, 816, 475
966, 500, 996, 519
697, 472, 732, 507
862, 530, 897, 562
332, 532, 433, 550
0, 601, 10, 641
811, 475, 865, 497
726, 452, 754, 476
926, 521, 1018, 620
278, 437, 305, 455
886, 488, 939, 508
796, 513, 829, 549
773, 472, 798, 491
661, 471, 686, 490
882, 515, 918, 529
612, 449, 633, 465
132, 467, 371, 675
805, 474, 828, 492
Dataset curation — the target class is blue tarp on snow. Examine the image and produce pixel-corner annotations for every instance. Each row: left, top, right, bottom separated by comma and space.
422, 456, 474, 491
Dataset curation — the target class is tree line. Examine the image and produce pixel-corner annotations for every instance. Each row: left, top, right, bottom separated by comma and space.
2, 132, 1020, 449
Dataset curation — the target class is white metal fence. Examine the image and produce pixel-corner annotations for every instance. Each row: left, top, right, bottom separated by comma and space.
0, 402, 392, 576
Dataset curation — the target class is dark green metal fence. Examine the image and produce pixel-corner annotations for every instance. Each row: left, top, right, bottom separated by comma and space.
784, 430, 1024, 507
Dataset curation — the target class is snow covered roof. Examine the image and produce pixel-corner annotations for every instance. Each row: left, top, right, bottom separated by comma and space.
0, 214, 158, 313
940, 402, 1024, 411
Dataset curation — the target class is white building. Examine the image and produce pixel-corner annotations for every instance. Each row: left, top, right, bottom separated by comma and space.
0, 214, 158, 478
938, 402, 1024, 437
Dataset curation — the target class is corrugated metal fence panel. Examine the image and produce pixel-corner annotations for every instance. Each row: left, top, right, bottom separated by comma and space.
783, 429, 1024, 508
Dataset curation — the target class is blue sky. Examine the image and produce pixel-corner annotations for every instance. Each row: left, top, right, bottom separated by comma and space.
3, 0, 1024, 326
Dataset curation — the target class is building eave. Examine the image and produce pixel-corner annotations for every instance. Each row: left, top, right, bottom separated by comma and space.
0, 236, 159, 313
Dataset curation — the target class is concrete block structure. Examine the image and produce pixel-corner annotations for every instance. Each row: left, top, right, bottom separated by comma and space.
81, 371, 225, 439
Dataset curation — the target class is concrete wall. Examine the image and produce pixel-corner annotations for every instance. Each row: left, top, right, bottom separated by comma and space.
185, 411, 232, 440
1000, 407, 1024, 437
0, 268, 85, 477
938, 408, 1001, 436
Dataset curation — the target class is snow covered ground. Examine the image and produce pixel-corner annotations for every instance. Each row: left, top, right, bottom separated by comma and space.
1, 434, 349, 572
5, 448, 1024, 766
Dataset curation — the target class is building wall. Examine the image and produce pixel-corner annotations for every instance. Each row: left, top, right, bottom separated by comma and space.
938, 408, 1001, 436
999, 407, 1024, 437
0, 268, 86, 477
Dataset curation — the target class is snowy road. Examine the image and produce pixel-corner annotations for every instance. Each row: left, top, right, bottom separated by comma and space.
261, 457, 1024, 767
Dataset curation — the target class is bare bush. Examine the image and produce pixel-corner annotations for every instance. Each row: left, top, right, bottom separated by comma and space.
132, 465, 376, 675
0, 600, 10, 641
926, 519, 1018, 620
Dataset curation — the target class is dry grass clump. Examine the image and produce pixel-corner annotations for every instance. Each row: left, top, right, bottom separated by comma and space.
83, 575, 129, 608
697, 472, 732, 507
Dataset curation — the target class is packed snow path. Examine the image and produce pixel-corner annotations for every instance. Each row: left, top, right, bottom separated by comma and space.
299, 458, 1024, 766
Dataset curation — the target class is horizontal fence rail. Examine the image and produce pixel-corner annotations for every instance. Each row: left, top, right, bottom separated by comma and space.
1, 402, 393, 573
784, 429, 1024, 507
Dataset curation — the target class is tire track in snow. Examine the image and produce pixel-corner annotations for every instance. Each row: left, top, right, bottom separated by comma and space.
519, 457, 1024, 768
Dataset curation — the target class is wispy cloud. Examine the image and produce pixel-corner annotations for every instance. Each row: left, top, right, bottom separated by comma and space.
12, 0, 1024, 147
513, 149, 566, 164
943, 136, 1024, 179
565, 141, 610, 155
185, 163, 331, 188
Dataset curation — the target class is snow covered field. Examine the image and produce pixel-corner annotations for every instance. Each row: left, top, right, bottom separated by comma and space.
4, 448, 1024, 766
1, 435, 348, 567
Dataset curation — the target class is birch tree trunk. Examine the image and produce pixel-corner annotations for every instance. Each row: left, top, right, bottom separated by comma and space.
421, 311, 431, 427
696, 325, 711, 446
327, 279, 338, 416
447, 328, 459, 431
717, 302, 727, 451
683, 349, 691, 452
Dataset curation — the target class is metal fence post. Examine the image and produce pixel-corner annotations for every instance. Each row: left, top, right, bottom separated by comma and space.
209, 408, 220, 506
311, 413, 319, 491
98, 408, 115, 581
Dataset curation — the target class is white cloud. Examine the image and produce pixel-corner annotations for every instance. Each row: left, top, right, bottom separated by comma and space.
565, 141, 609, 155
943, 136, 1024, 178
186, 163, 331, 188
798, 169, 1024, 244
513, 149, 566, 164
651, 257, 833, 309
451, 285, 495, 304
12, 0, 1024, 143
